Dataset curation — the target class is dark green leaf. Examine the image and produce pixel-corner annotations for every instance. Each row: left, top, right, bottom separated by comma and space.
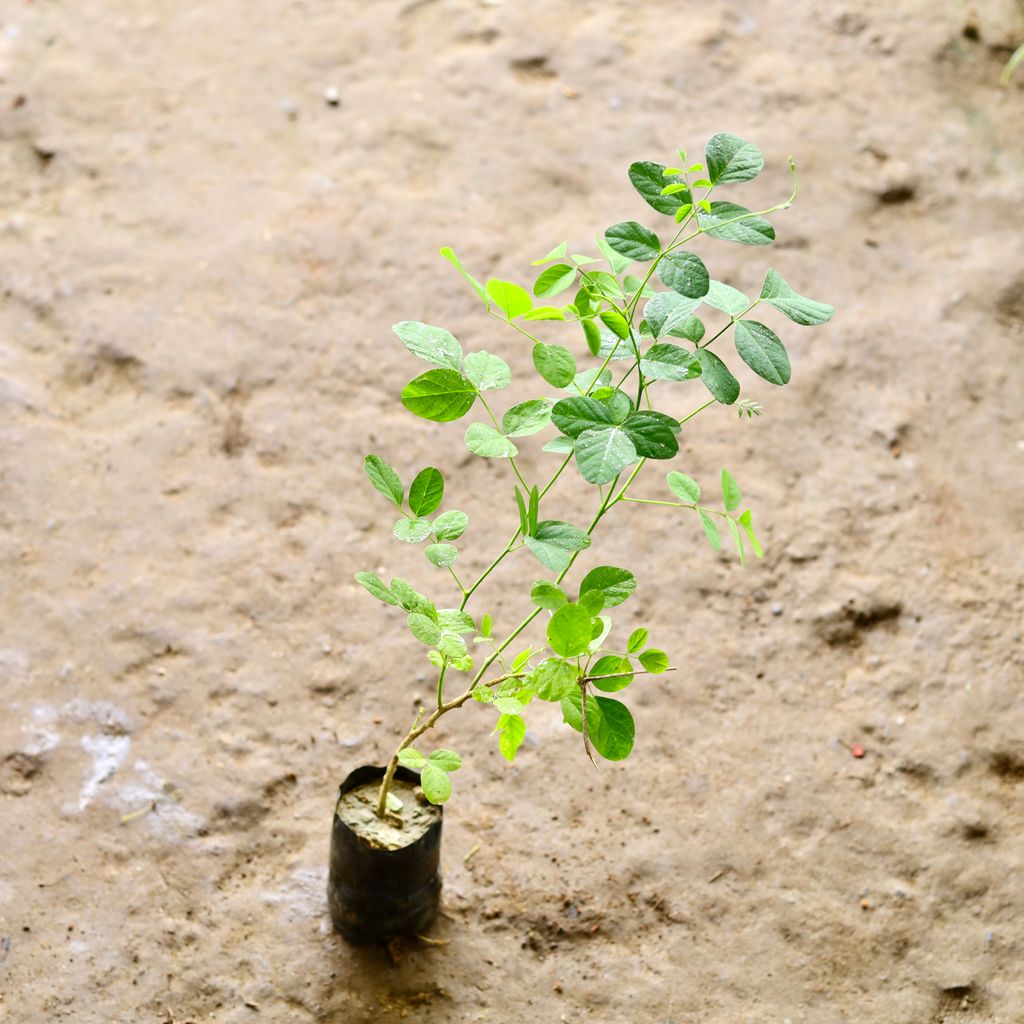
759, 269, 834, 325
604, 221, 660, 262
629, 161, 692, 215
409, 467, 444, 516
514, 486, 529, 536
666, 471, 700, 502
530, 579, 568, 610
363, 454, 404, 507
575, 426, 638, 484
589, 655, 634, 692
528, 486, 539, 535
547, 603, 596, 658
525, 520, 592, 572
533, 343, 577, 388
588, 696, 635, 761
720, 468, 741, 511
644, 291, 702, 338
432, 509, 468, 540
734, 320, 791, 385
638, 648, 669, 673
486, 278, 533, 319
402, 369, 477, 422
465, 423, 518, 458
502, 399, 552, 438
551, 396, 617, 438
392, 321, 463, 371
578, 590, 605, 615
698, 202, 775, 245
533, 657, 578, 701
579, 565, 637, 607
695, 349, 740, 405
463, 351, 511, 391
656, 251, 710, 299
640, 343, 701, 381
354, 571, 398, 606
440, 246, 487, 303
533, 263, 577, 298
394, 517, 433, 543
666, 315, 705, 344
704, 132, 765, 184
621, 412, 679, 459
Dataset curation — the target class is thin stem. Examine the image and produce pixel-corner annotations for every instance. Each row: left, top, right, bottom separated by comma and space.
479, 393, 530, 492
620, 496, 730, 518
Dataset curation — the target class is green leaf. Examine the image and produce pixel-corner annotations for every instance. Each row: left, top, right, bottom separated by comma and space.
598, 388, 633, 424
578, 590, 605, 615
698, 202, 775, 245
666, 471, 700, 502
734, 320, 791, 385
402, 369, 477, 422
566, 367, 611, 395
698, 510, 722, 550
392, 321, 463, 371
408, 612, 442, 645
656, 252, 710, 299
427, 748, 462, 772
425, 543, 458, 568
525, 520, 592, 572
463, 351, 511, 391
465, 423, 518, 459
533, 657, 578, 701
532, 343, 577, 388
532, 242, 567, 265
589, 655, 634, 692
579, 565, 637, 607
581, 319, 602, 356
547, 603, 596, 658
643, 292, 702, 339
420, 763, 452, 804
408, 467, 444, 516
720, 468, 741, 511
511, 648, 533, 672
523, 306, 569, 321
575, 426, 638, 484
514, 486, 529, 536
704, 132, 764, 184
398, 747, 427, 770
738, 509, 764, 558
704, 280, 751, 316
589, 615, 612, 652
390, 578, 436, 618
528, 486, 539, 535
440, 246, 487, 303
621, 412, 679, 459
604, 221, 660, 262
432, 509, 468, 541
533, 263, 577, 298
666, 314, 705, 344
629, 161, 692, 215
589, 695, 636, 761
496, 714, 526, 762
502, 399, 552, 438
551, 396, 617, 439
627, 627, 648, 654
583, 269, 625, 301
759, 269, 834, 325
492, 694, 523, 715
530, 579, 569, 610
480, 613, 493, 637
695, 349, 740, 405
354, 571, 398, 606
726, 516, 746, 565
594, 236, 632, 275
640, 343, 701, 382
438, 630, 468, 661
394, 517, 433, 543
599, 308, 632, 340
623, 275, 656, 299
438, 609, 476, 633
363, 454, 404, 508
638, 648, 669, 673
486, 278, 532, 320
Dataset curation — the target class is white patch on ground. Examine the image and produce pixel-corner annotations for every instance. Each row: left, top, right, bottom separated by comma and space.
63, 699, 133, 736
22, 705, 61, 757
112, 758, 206, 841
263, 866, 327, 924
74, 733, 131, 811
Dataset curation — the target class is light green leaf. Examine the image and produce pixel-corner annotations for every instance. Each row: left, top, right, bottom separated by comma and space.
547, 603, 596, 658
480, 613, 493, 637
695, 349, 740, 405
656, 252, 710, 299
438, 630, 468, 660
402, 369, 477, 422
704, 132, 764, 184
486, 278, 533, 320
408, 612, 442, 646
525, 520, 592, 572
514, 486, 529, 536
425, 543, 458, 568
565, 367, 611, 395
604, 221, 660, 262
543, 436, 574, 455
496, 714, 526, 762
623, 274, 657, 299
502, 399, 552, 438
354, 571, 398, 606
392, 321, 463, 371
704, 280, 751, 316
492, 695, 524, 715
363, 454, 404, 507
629, 161, 692, 215
409, 467, 444, 516
465, 422, 519, 459
640, 343, 701, 381
523, 305, 569, 321
511, 648, 533, 672
440, 246, 487, 303
532, 343, 577, 388
530, 579, 569, 610
621, 412, 679, 460
390, 578, 436, 618
432, 509, 468, 540
582, 269, 625, 301
595, 235, 632, 275
643, 291, 702, 339
463, 351, 511, 391
727, 516, 746, 565
638, 648, 669, 673
420, 763, 452, 804
666, 471, 700, 503
599, 308, 632, 340
398, 747, 427, 770
589, 654, 634, 692
427, 748, 462, 772
698, 202, 775, 245
738, 509, 764, 557
698, 510, 722, 549
394, 517, 433, 543
578, 590, 605, 615
579, 565, 637, 607
582, 319, 602, 355
720, 468, 741, 511
759, 269, 834, 325
532, 242, 567, 265
734, 320, 791, 385
533, 263, 577, 298
627, 627, 648, 654
533, 658, 578, 701
575, 426, 638, 484
438, 609, 475, 633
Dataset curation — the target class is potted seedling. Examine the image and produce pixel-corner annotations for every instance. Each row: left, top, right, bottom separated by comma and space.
331, 134, 834, 944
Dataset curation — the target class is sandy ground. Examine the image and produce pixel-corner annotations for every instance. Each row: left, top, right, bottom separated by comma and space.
1, 1, 1023, 1021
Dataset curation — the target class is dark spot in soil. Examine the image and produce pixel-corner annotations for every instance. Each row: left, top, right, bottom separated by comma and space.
0, 752, 45, 796
814, 593, 903, 646
212, 796, 268, 830
220, 409, 248, 456
511, 55, 556, 80
995, 274, 1024, 323
988, 749, 1024, 782
877, 182, 916, 204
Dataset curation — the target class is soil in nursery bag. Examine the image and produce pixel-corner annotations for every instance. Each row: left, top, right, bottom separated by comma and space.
335, 776, 440, 850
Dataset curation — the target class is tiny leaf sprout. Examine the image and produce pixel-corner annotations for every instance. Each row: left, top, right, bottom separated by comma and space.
354, 135, 834, 816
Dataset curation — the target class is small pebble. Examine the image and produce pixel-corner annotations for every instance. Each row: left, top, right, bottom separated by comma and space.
851, 743, 866, 758
279, 98, 298, 120
324, 85, 340, 106
770, 602, 784, 616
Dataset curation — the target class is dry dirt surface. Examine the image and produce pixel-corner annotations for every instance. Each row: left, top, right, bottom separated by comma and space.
2, 1, 1023, 1022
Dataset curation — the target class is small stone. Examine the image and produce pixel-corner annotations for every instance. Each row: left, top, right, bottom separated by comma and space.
770, 602, 784, 616
279, 98, 298, 120
324, 85, 340, 106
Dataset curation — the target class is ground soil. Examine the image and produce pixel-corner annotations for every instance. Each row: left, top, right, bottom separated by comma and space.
1, 1, 1023, 1022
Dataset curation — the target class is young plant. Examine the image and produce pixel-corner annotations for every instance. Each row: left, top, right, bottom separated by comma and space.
356, 134, 833, 817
